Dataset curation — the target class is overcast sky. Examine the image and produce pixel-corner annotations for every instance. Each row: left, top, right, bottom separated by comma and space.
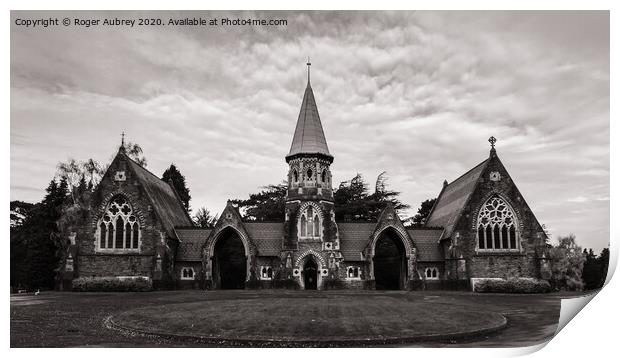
10, 11, 609, 251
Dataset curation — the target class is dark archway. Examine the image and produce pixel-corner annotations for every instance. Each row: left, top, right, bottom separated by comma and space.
373, 229, 407, 290
212, 228, 247, 289
303, 258, 318, 290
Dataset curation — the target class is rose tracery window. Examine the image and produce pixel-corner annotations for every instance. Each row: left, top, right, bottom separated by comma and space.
299, 205, 321, 239
97, 195, 140, 250
476, 196, 519, 251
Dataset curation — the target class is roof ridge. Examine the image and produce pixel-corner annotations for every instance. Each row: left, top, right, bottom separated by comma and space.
445, 158, 489, 187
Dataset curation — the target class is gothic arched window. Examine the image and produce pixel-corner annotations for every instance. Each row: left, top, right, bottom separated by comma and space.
476, 195, 519, 251
307, 168, 313, 180
299, 205, 321, 240
97, 195, 140, 250
292, 169, 298, 183
321, 170, 326, 183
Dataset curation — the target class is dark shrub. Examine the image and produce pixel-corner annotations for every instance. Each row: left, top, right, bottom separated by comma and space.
474, 278, 551, 294
323, 277, 344, 290
273, 278, 299, 289
72, 277, 152, 292
245, 276, 261, 289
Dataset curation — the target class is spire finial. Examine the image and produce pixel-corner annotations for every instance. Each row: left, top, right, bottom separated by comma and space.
488, 136, 497, 156
119, 132, 126, 153
306, 57, 311, 85
488, 136, 497, 149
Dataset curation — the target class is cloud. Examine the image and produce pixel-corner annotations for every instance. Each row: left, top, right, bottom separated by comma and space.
10, 10, 610, 252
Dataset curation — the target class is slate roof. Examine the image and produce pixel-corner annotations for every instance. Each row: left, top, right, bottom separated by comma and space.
287, 83, 332, 159
244, 222, 284, 256
408, 229, 444, 262
124, 153, 194, 238
425, 158, 489, 240
176, 228, 211, 261
338, 222, 376, 261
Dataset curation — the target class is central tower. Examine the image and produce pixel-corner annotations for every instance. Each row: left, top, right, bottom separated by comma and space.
283, 61, 337, 253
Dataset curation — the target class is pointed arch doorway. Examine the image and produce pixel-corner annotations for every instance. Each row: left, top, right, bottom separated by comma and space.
373, 228, 408, 290
303, 258, 318, 290
212, 227, 247, 289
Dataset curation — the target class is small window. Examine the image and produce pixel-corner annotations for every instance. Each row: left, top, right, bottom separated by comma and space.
321, 170, 326, 183
307, 168, 313, 180
181, 267, 195, 280
293, 170, 298, 183
425, 267, 439, 280
260, 266, 273, 280
346, 266, 361, 279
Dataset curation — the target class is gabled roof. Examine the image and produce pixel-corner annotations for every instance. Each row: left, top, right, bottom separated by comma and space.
408, 229, 444, 262
338, 222, 376, 261
123, 152, 194, 238
425, 158, 489, 239
176, 228, 211, 261
244, 222, 284, 256
286, 82, 332, 160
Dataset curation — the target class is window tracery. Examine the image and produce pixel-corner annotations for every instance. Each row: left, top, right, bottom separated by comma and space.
299, 205, 321, 239
97, 195, 140, 250
476, 195, 519, 251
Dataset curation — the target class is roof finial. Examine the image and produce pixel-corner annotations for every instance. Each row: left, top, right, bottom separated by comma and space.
306, 57, 311, 85
488, 136, 497, 156
118, 131, 127, 153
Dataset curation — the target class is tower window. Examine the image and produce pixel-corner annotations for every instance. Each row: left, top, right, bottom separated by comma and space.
299, 205, 321, 240
321, 170, 326, 183
292, 169, 298, 183
307, 168, 313, 180
96, 195, 140, 251
476, 196, 519, 251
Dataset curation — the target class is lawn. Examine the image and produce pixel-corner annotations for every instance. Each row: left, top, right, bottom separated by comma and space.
10, 289, 575, 347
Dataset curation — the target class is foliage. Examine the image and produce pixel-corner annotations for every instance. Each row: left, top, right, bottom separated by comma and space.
334, 172, 410, 221
548, 234, 586, 291
233, 182, 287, 221
72, 277, 152, 292
10, 200, 34, 227
406, 198, 437, 228
323, 277, 344, 290
273, 278, 300, 289
10, 179, 69, 290
162, 163, 192, 210
123, 142, 148, 167
56, 158, 104, 204
582, 247, 610, 290
474, 278, 551, 294
193, 207, 218, 228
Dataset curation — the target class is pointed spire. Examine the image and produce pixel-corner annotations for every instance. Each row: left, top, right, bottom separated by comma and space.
286, 61, 332, 162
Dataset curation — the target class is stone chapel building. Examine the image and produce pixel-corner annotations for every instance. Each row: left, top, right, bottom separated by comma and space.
63, 66, 551, 290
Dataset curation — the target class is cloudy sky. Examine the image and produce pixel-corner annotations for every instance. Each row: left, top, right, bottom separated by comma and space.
10, 11, 609, 251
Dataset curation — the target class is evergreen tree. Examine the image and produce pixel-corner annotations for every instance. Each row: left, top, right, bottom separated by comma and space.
11, 179, 68, 290
162, 163, 191, 210
233, 183, 287, 221
407, 198, 437, 228
193, 207, 218, 228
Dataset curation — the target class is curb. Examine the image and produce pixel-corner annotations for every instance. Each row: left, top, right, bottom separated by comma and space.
104, 314, 508, 347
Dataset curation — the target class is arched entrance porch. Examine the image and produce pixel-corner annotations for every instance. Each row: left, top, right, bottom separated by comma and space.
211, 227, 247, 289
372, 228, 408, 290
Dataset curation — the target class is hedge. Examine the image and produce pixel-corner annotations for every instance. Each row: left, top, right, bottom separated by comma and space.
72, 277, 153, 292
474, 278, 551, 294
